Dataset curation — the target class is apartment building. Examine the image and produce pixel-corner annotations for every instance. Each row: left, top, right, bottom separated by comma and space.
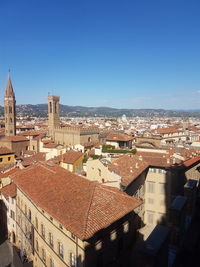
9, 162, 141, 267
0, 182, 17, 243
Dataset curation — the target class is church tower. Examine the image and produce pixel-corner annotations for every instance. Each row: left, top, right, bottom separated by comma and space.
48, 95, 60, 137
4, 71, 16, 136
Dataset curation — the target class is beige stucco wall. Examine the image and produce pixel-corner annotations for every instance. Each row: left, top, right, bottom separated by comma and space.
144, 168, 170, 226
86, 159, 121, 187
16, 187, 85, 267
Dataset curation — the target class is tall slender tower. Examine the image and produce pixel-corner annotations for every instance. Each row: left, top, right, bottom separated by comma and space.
4, 71, 16, 136
48, 95, 60, 138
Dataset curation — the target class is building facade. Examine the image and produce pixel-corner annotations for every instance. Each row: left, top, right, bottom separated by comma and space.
47, 95, 99, 146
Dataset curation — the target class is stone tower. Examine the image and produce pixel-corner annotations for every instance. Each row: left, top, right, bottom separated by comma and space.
4, 71, 16, 136
48, 95, 60, 137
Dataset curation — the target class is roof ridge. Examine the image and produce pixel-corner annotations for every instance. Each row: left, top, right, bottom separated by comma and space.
82, 182, 97, 239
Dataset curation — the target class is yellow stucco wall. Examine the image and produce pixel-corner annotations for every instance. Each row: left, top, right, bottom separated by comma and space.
0, 153, 15, 165
60, 154, 84, 173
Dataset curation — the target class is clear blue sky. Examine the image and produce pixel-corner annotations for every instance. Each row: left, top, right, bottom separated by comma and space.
0, 0, 200, 109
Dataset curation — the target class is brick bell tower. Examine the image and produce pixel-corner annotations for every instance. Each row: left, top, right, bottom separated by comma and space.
4, 71, 16, 136
48, 95, 60, 138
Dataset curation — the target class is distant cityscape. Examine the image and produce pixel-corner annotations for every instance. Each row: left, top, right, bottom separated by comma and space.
0, 104, 200, 118
0, 73, 200, 267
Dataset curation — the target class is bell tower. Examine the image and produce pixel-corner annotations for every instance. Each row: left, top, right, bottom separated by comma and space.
4, 71, 16, 136
48, 95, 60, 137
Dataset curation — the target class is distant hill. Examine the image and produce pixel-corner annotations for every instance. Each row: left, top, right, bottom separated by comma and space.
0, 104, 200, 118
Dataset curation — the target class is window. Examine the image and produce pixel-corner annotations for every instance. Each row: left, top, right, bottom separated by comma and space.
10, 210, 15, 220
49, 232, 53, 247
35, 217, 38, 229
10, 118, 12, 123
28, 209, 31, 221
50, 258, 54, 267
8, 156, 11, 161
17, 196, 20, 206
55, 102, 57, 113
26, 146, 28, 150
98, 169, 101, 177
159, 183, 165, 194
35, 240, 39, 251
147, 211, 154, 224
18, 215, 21, 226
0, 158, 3, 162
9, 106, 12, 113
70, 252, 77, 267
58, 242, 63, 258
41, 224, 45, 239
42, 248, 46, 263
25, 205, 27, 216
49, 102, 52, 113
71, 233, 76, 240
147, 181, 155, 193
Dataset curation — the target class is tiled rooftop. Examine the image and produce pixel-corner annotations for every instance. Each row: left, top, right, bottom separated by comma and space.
11, 162, 141, 240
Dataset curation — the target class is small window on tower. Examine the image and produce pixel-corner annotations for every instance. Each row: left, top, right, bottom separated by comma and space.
10, 118, 12, 123
55, 102, 57, 113
9, 106, 12, 113
50, 102, 52, 113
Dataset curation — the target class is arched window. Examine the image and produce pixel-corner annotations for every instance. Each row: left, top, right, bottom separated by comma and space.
49, 102, 52, 113
55, 102, 57, 113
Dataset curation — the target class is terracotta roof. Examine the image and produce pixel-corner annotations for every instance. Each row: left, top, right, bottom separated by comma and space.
41, 139, 52, 144
21, 152, 46, 167
0, 182, 16, 198
20, 130, 42, 136
181, 155, 200, 168
33, 134, 46, 140
43, 143, 59, 149
0, 168, 20, 179
136, 151, 172, 167
80, 142, 100, 148
4, 136, 28, 142
57, 150, 83, 164
106, 132, 133, 142
156, 127, 183, 135
0, 147, 14, 155
109, 155, 149, 187
11, 162, 141, 240
16, 125, 34, 129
